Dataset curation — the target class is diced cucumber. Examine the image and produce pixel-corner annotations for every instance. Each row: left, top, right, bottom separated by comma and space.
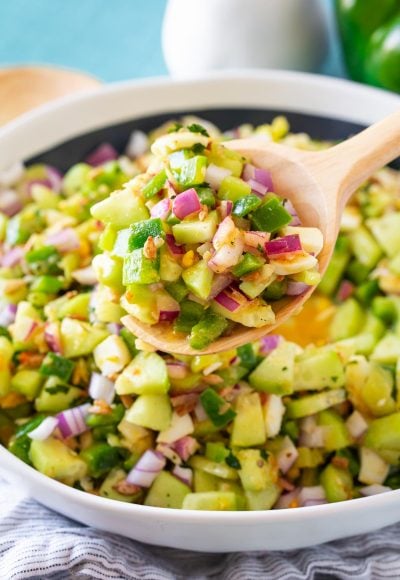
0, 336, 13, 396
318, 236, 350, 296
231, 393, 266, 447
30, 437, 87, 485
92, 254, 124, 291
99, 468, 143, 503
349, 226, 382, 269
320, 463, 353, 502
62, 162, 91, 196
286, 389, 346, 419
115, 351, 169, 395
182, 260, 213, 300
294, 349, 345, 391
239, 265, 275, 298
91, 188, 149, 227
35, 379, 84, 413
237, 449, 276, 492
93, 286, 125, 324
249, 341, 296, 395
189, 456, 239, 480
245, 484, 280, 510
159, 246, 183, 283
346, 259, 371, 285
364, 412, 400, 451
172, 211, 218, 244
205, 442, 229, 463
145, 471, 191, 509
193, 469, 220, 492
295, 447, 325, 468
359, 447, 389, 485
354, 279, 379, 306
317, 410, 350, 451
176, 156, 207, 187
371, 296, 397, 325
121, 286, 158, 325
182, 491, 237, 510
125, 394, 172, 431
60, 318, 109, 358
367, 214, 400, 258
11, 370, 44, 400
371, 333, 400, 364
329, 298, 365, 342
360, 362, 395, 417
218, 176, 251, 202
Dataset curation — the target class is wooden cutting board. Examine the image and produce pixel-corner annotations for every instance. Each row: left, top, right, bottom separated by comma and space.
0, 66, 101, 125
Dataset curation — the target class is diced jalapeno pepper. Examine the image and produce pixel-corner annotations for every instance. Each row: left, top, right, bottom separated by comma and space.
173, 300, 204, 334
189, 310, 228, 350
200, 388, 236, 428
127, 218, 164, 251
141, 169, 167, 199
232, 253, 265, 277
233, 194, 262, 217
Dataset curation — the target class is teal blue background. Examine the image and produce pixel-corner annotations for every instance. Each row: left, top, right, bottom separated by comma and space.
0, 0, 344, 82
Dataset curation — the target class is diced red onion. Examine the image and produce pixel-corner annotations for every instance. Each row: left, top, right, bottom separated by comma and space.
346, 410, 368, 439
337, 280, 354, 302
194, 400, 208, 422
0, 303, 17, 327
214, 289, 243, 312
284, 200, 301, 226
303, 499, 328, 507
205, 164, 231, 190
208, 274, 233, 300
254, 167, 273, 190
274, 489, 299, 509
298, 486, 326, 507
89, 372, 115, 404
276, 436, 299, 474
265, 234, 302, 256
299, 426, 325, 448
125, 130, 149, 159
247, 178, 268, 198
23, 320, 39, 341
172, 465, 193, 487
167, 361, 188, 380
165, 234, 185, 255
1, 247, 24, 268
46, 228, 80, 253
126, 449, 166, 487
172, 435, 199, 461
72, 266, 97, 286
106, 323, 122, 335
0, 189, 23, 217
159, 310, 180, 322
219, 200, 233, 219
43, 166, 63, 193
44, 322, 62, 354
172, 188, 201, 220
150, 197, 171, 220
57, 403, 91, 439
259, 334, 281, 355
244, 230, 270, 248
360, 484, 392, 497
28, 416, 59, 441
86, 143, 118, 167
242, 163, 256, 182
286, 281, 310, 296
0, 161, 24, 188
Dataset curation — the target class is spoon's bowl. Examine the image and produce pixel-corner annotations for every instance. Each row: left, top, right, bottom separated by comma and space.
126, 139, 336, 355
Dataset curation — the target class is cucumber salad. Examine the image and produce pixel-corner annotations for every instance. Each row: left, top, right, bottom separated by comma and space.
90, 121, 324, 350
1, 117, 400, 511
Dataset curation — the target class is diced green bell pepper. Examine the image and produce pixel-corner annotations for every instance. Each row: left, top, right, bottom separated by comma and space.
200, 388, 236, 428
189, 310, 228, 350
141, 169, 167, 199
251, 197, 292, 233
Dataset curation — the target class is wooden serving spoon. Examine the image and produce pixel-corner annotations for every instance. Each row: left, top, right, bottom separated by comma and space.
124, 109, 400, 355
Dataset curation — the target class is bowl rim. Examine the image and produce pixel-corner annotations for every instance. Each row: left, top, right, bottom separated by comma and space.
1, 69, 399, 525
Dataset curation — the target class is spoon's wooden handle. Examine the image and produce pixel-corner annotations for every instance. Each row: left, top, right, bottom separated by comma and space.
317, 109, 400, 209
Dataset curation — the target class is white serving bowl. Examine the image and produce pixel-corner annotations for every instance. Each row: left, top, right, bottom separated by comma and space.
0, 71, 399, 552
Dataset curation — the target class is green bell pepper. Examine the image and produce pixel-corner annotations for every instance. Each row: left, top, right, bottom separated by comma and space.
336, 0, 400, 92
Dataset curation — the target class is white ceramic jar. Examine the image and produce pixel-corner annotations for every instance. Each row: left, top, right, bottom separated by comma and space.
162, 0, 329, 77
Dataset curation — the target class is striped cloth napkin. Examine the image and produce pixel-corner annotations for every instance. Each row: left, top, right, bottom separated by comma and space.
1, 478, 400, 580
